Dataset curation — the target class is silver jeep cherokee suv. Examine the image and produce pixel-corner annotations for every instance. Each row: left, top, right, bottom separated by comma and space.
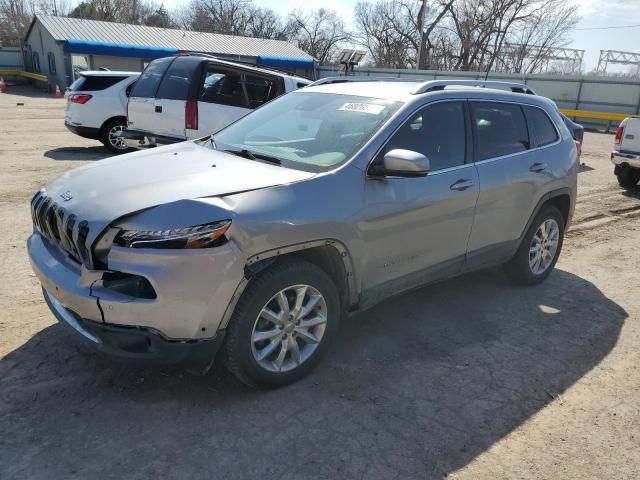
28, 79, 578, 387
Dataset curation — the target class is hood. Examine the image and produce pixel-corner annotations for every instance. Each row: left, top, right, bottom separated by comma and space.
41, 141, 315, 228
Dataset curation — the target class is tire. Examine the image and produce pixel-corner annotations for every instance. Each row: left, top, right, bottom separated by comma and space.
100, 118, 131, 154
614, 165, 640, 188
504, 205, 565, 286
223, 259, 340, 388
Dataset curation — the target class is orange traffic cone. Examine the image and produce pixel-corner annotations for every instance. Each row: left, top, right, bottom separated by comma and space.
0, 77, 7, 93
54, 84, 63, 98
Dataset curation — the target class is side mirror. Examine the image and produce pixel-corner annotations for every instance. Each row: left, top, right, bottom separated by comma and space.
370, 149, 429, 178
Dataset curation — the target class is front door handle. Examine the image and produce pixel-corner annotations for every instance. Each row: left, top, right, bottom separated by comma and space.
450, 179, 474, 191
155, 105, 162, 113
529, 162, 548, 173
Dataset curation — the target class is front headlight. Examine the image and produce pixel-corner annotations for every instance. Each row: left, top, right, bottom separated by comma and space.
115, 220, 231, 249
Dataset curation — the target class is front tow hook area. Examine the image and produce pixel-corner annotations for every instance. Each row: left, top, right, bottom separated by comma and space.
43, 289, 101, 344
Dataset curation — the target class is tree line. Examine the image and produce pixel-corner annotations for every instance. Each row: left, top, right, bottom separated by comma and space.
0, 0, 581, 74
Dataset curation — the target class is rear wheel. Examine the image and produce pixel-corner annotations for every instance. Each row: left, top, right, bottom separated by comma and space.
505, 205, 565, 285
614, 165, 640, 188
100, 118, 130, 154
223, 259, 340, 388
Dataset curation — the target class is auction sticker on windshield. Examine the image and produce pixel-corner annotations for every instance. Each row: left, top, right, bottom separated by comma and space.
338, 103, 386, 115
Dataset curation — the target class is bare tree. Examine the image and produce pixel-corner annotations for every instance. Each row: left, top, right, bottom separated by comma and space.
286, 9, 351, 63
0, 0, 34, 46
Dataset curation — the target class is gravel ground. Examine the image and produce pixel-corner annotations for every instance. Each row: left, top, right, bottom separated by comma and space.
0, 87, 639, 479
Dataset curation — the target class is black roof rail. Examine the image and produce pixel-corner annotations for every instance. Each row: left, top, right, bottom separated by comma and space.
308, 76, 421, 87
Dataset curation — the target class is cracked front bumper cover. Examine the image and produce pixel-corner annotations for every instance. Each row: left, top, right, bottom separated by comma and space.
44, 288, 224, 368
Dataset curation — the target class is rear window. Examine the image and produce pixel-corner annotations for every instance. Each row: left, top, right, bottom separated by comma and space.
69, 75, 128, 92
471, 102, 530, 160
524, 106, 558, 147
131, 57, 172, 98
156, 57, 195, 100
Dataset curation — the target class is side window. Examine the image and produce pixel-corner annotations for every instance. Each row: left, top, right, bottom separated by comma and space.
383, 101, 466, 171
130, 57, 172, 98
523, 106, 558, 148
244, 75, 282, 109
47, 52, 56, 74
199, 64, 247, 108
471, 102, 529, 160
32, 52, 40, 73
156, 57, 194, 100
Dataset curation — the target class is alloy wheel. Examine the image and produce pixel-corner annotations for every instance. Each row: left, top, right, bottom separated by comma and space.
108, 124, 127, 150
251, 284, 327, 373
529, 218, 560, 275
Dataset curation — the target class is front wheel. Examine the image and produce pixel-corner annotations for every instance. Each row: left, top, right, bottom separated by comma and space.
504, 205, 565, 285
100, 118, 131, 154
223, 259, 340, 388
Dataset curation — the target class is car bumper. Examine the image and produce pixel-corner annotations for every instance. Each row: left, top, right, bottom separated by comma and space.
611, 151, 640, 169
64, 121, 100, 140
43, 288, 225, 367
119, 129, 184, 149
28, 230, 246, 354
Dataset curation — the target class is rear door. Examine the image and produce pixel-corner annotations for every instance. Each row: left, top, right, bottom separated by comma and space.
192, 62, 251, 138
127, 57, 172, 135
465, 101, 559, 269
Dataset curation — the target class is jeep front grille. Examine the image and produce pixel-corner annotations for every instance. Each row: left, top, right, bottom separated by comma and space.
31, 192, 91, 267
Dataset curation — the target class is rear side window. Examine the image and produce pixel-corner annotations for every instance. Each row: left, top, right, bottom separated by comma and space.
131, 57, 172, 98
524, 106, 558, 147
156, 57, 195, 100
384, 101, 466, 171
471, 102, 530, 160
69, 75, 127, 92
244, 75, 282, 108
199, 64, 247, 108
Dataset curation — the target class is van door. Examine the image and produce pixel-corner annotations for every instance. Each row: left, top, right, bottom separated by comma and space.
192, 63, 250, 139
127, 57, 172, 135
152, 56, 201, 140
465, 101, 558, 270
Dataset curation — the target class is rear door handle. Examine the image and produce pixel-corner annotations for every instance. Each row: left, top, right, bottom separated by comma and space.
450, 179, 474, 191
155, 105, 162, 113
529, 162, 547, 173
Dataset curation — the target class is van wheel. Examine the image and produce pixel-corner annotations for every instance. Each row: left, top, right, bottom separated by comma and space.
223, 259, 340, 388
614, 165, 640, 188
505, 205, 564, 285
100, 118, 130, 154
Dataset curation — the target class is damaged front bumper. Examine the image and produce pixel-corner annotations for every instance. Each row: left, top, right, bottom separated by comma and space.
28, 230, 245, 368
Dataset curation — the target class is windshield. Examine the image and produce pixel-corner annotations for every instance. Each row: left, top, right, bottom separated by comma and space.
212, 92, 402, 171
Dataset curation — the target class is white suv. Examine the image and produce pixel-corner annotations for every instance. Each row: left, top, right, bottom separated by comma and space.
64, 71, 140, 153
612, 116, 640, 188
123, 55, 310, 148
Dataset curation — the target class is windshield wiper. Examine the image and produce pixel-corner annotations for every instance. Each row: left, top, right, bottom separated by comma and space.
224, 148, 281, 165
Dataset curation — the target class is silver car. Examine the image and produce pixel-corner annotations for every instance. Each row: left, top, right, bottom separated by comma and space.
28, 79, 578, 387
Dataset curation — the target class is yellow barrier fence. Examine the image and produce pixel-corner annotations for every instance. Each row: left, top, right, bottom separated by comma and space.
559, 108, 637, 123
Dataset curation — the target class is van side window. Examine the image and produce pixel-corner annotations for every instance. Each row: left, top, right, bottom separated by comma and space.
156, 57, 194, 100
244, 75, 282, 108
131, 56, 172, 98
471, 102, 530, 160
383, 101, 466, 171
200, 64, 247, 108
523, 106, 558, 147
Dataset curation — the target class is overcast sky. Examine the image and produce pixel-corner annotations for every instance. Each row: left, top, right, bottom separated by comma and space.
162, 0, 640, 71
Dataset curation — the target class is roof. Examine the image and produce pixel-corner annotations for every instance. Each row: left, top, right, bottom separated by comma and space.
79, 70, 140, 77
303, 79, 558, 110
29, 15, 315, 62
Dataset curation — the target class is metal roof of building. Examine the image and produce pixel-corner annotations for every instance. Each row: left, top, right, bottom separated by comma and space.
33, 15, 314, 61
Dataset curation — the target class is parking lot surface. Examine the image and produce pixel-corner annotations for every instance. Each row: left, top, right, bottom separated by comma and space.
1, 87, 639, 479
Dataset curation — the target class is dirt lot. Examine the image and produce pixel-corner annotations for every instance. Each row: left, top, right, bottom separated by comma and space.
0, 87, 639, 479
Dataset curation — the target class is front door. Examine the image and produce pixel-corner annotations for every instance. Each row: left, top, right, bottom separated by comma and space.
360, 100, 479, 301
